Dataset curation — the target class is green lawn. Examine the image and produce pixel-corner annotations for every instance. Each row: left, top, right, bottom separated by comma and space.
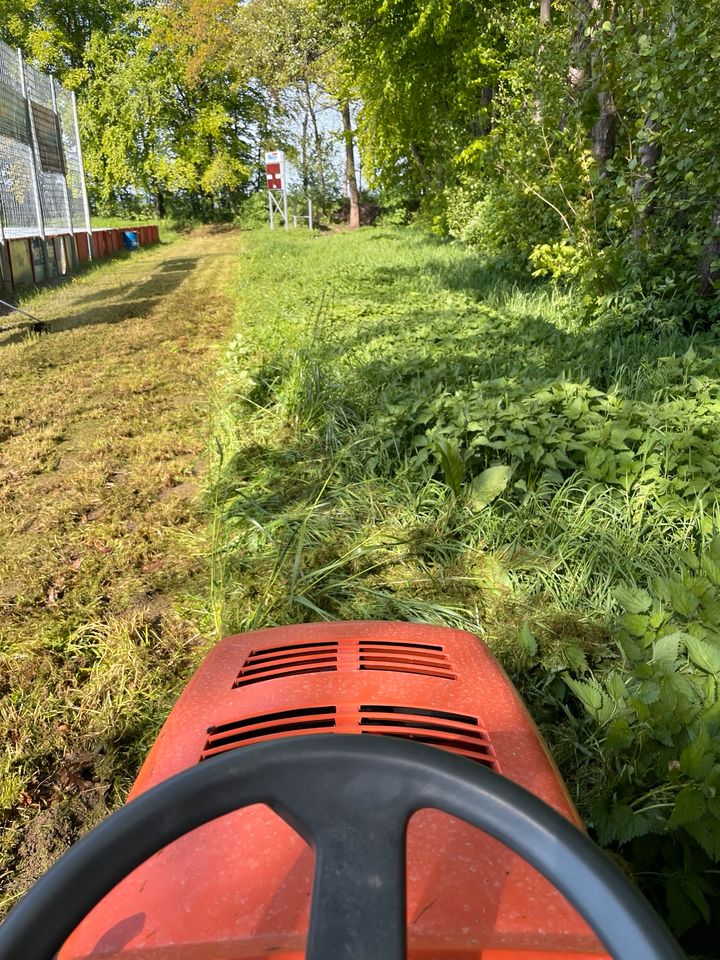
211, 226, 720, 943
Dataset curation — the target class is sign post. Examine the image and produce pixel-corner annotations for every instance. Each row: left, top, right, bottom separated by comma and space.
265, 150, 288, 230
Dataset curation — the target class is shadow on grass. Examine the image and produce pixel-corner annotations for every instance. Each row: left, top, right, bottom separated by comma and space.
0, 257, 200, 344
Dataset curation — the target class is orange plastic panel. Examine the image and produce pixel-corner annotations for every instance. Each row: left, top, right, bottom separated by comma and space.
59, 622, 609, 960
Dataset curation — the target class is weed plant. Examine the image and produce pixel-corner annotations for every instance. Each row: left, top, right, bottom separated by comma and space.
212, 227, 720, 945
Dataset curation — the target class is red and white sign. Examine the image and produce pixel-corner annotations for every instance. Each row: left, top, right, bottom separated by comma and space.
264, 150, 285, 191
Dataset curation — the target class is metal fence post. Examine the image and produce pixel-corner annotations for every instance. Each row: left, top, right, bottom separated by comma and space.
18, 47, 50, 279
50, 78, 74, 238
71, 91, 93, 260
0, 228, 10, 291
0, 187, 9, 289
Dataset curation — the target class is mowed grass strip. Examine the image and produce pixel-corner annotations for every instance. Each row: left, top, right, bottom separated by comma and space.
0, 227, 240, 909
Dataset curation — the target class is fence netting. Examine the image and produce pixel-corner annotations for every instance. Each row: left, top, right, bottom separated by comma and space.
0, 41, 89, 240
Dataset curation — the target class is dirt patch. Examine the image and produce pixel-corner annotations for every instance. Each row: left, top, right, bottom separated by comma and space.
4, 792, 109, 907
0, 229, 241, 913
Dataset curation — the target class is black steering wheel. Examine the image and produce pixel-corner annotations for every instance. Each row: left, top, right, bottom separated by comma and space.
0, 735, 684, 960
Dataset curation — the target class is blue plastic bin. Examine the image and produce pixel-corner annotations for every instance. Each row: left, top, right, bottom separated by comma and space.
122, 230, 139, 251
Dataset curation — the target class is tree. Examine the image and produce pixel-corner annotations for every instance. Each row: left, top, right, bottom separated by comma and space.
65, 5, 263, 219
230, 0, 361, 227
0, 0, 133, 72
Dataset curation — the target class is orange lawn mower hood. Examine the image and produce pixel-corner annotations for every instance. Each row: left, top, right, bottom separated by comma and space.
1, 622, 684, 960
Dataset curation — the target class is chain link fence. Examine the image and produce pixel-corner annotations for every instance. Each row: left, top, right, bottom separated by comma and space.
0, 40, 91, 243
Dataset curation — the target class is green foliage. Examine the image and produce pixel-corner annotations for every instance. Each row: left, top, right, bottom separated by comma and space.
447, 181, 563, 268
212, 228, 720, 945
73, 9, 259, 217
236, 191, 271, 230
0, 0, 132, 70
328, 0, 720, 328
562, 538, 720, 934
7, 0, 278, 220
372, 305, 720, 520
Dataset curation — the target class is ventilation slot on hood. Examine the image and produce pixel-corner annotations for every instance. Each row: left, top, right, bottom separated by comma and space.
358, 641, 456, 681
359, 705, 499, 769
201, 706, 336, 760
233, 642, 339, 688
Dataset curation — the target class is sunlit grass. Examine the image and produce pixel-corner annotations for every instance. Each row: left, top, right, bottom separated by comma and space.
210, 227, 716, 641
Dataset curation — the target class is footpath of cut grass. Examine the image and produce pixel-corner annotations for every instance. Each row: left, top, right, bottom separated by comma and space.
211, 227, 720, 946
0, 228, 239, 910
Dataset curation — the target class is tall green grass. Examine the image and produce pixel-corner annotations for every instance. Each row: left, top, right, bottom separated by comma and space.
210, 227, 720, 945
212, 228, 717, 629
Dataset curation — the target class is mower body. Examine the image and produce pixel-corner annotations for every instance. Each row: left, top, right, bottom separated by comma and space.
59, 621, 610, 959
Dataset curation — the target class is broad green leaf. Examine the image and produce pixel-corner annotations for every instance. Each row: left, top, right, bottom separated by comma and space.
684, 818, 720, 860
685, 634, 720, 674
670, 787, 706, 827
564, 643, 589, 674
467, 464, 512, 510
614, 585, 652, 614
680, 736, 715, 780
606, 803, 653, 842
652, 631, 683, 665
606, 717, 633, 750
564, 676, 612, 722
606, 672, 628, 702
517, 621, 537, 659
621, 613, 650, 638
669, 579, 699, 617
434, 439, 465, 497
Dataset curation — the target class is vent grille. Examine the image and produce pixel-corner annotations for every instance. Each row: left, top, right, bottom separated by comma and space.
201, 706, 336, 760
233, 643, 339, 688
358, 640, 455, 680
359, 705, 499, 770
200, 704, 498, 770
232, 638, 456, 688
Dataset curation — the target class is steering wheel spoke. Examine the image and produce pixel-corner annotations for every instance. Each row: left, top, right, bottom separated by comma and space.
274, 771, 410, 960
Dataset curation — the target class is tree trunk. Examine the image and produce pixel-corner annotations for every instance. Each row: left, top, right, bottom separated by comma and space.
475, 86, 494, 136
304, 80, 327, 201
155, 186, 165, 219
632, 115, 661, 237
569, 0, 592, 92
341, 101, 360, 230
300, 109, 310, 193
409, 142, 431, 189
699, 204, 720, 296
534, 1, 552, 122
591, 90, 618, 167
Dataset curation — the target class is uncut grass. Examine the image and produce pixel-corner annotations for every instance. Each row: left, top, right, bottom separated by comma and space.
0, 229, 239, 910
211, 227, 719, 828
213, 228, 714, 628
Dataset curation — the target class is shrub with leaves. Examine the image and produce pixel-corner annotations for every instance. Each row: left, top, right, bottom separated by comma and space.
564, 537, 720, 934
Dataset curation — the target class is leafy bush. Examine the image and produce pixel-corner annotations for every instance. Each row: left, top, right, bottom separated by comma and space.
563, 537, 720, 934
236, 190, 270, 230
446, 180, 562, 269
